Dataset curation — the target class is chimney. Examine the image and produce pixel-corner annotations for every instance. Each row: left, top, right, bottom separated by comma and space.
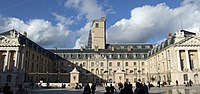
23, 31, 27, 37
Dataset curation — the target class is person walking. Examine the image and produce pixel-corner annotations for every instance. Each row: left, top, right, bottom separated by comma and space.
83, 84, 91, 94
91, 83, 96, 94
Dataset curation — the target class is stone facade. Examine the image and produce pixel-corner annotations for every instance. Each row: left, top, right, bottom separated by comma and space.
0, 18, 200, 86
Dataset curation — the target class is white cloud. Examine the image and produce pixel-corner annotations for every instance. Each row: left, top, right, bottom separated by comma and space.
73, 22, 91, 49
52, 13, 75, 26
0, 17, 76, 48
107, 1, 200, 43
64, 0, 105, 21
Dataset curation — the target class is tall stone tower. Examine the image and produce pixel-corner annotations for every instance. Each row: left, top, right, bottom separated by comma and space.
91, 17, 106, 49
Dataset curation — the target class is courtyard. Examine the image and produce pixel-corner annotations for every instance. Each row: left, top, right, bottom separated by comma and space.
26, 85, 200, 94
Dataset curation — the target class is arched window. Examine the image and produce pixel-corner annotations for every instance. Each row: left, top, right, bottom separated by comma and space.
125, 62, 128, 66
91, 62, 94, 67
109, 62, 112, 66
117, 62, 120, 66
7, 75, 12, 82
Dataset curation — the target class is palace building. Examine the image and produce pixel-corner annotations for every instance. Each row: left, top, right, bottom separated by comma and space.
0, 17, 200, 86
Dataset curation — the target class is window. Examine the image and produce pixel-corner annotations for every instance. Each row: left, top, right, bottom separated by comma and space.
32, 53, 34, 60
125, 62, 128, 66
95, 23, 99, 28
7, 75, 12, 82
82, 62, 85, 67
117, 62, 120, 66
134, 68, 137, 74
134, 62, 137, 66
61, 62, 64, 66
134, 78, 137, 82
180, 59, 184, 71
183, 74, 188, 81
109, 62, 112, 66
26, 51, 28, 57
91, 62, 94, 67
100, 69, 104, 74
101, 62, 104, 66
189, 60, 194, 70
125, 69, 129, 74
142, 68, 145, 74
141, 62, 144, 66
109, 69, 112, 75
91, 69, 94, 73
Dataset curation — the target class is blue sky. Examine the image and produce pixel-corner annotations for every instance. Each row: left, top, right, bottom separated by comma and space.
0, 0, 200, 48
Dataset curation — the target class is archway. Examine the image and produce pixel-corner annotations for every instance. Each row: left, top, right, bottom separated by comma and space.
194, 74, 199, 84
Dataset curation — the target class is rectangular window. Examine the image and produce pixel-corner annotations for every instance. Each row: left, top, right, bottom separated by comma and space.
125, 69, 129, 74
134, 68, 137, 74
134, 62, 137, 66
109, 69, 112, 75
117, 62, 120, 66
142, 62, 144, 66
101, 62, 104, 66
109, 62, 112, 66
95, 23, 99, 28
91, 62, 94, 67
125, 62, 128, 66
183, 74, 188, 81
189, 60, 194, 70
180, 59, 184, 71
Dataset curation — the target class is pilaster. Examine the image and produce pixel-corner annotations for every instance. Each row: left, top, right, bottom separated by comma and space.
185, 50, 191, 71
176, 50, 181, 71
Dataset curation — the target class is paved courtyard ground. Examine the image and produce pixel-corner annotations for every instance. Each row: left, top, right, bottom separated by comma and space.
26, 85, 200, 94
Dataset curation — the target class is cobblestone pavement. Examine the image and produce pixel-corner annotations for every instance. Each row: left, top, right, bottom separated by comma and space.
27, 86, 200, 94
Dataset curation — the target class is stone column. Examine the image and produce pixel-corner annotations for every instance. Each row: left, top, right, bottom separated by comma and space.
176, 50, 181, 71
3, 50, 10, 71
197, 49, 200, 69
14, 50, 19, 72
185, 50, 191, 70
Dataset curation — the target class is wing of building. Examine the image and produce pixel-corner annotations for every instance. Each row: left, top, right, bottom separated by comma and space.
0, 17, 200, 87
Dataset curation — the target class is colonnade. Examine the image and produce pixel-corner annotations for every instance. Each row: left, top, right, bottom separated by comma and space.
177, 49, 200, 71
1, 50, 20, 72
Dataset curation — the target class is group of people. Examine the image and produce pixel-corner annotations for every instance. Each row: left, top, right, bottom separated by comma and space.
83, 83, 96, 94
184, 79, 193, 87
0, 83, 28, 94
82, 81, 149, 94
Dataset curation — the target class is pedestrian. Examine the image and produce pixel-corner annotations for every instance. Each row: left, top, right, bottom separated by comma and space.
3, 83, 12, 94
109, 84, 115, 94
15, 84, 28, 94
157, 81, 161, 88
144, 83, 149, 94
104, 86, 112, 94
91, 83, 96, 94
189, 79, 193, 86
83, 84, 91, 94
120, 83, 133, 94
176, 80, 178, 86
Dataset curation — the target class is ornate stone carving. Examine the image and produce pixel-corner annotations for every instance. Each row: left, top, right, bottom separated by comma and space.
179, 37, 200, 46
0, 36, 18, 45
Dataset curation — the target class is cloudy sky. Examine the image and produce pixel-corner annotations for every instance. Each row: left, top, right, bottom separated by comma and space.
0, 0, 200, 48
